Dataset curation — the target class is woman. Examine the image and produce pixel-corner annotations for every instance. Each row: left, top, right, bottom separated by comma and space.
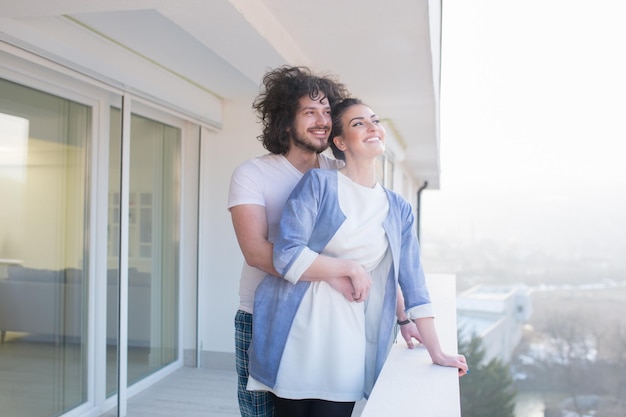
248, 98, 468, 417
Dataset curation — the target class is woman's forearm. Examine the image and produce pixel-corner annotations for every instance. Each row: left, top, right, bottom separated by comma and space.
413, 317, 446, 363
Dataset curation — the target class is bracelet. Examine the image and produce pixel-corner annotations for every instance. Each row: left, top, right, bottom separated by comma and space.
397, 318, 412, 326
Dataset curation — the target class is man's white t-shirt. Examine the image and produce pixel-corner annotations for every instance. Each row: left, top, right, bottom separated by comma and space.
227, 152, 343, 313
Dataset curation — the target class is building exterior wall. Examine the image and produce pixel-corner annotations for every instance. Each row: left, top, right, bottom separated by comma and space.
0, 28, 427, 416
458, 285, 532, 363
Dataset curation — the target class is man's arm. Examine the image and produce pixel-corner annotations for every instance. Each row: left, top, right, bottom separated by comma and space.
230, 204, 279, 276
297, 254, 371, 302
230, 203, 359, 300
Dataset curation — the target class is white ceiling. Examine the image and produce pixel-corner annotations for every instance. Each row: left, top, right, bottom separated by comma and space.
0, 0, 442, 187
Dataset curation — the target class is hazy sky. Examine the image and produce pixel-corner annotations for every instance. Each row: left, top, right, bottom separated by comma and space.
422, 1, 626, 261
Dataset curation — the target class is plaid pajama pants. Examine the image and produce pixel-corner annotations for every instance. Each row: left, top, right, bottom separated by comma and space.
235, 310, 275, 417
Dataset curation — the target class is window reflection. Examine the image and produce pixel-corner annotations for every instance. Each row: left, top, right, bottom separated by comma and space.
0, 78, 90, 417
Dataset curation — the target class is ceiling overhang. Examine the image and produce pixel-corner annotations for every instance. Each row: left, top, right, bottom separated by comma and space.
0, 0, 442, 187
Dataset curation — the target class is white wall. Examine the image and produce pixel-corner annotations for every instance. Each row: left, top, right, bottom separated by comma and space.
198, 96, 263, 354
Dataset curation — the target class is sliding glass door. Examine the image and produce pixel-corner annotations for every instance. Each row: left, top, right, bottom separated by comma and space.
0, 78, 91, 417
127, 112, 180, 383
1, 73, 183, 416
107, 108, 181, 395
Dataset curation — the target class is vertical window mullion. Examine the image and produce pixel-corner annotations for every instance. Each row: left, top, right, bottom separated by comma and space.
116, 93, 131, 417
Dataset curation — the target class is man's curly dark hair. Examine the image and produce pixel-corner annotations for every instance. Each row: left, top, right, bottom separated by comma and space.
252, 66, 349, 155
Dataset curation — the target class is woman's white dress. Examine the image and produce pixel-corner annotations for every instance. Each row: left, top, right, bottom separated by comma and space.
248, 173, 391, 401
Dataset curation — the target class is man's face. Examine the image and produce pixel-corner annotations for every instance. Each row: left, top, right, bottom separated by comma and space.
289, 95, 332, 153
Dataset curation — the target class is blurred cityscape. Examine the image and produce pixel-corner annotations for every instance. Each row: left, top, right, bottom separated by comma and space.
422, 233, 626, 417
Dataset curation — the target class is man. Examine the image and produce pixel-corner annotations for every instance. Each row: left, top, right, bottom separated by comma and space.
227, 66, 421, 417
228, 66, 349, 417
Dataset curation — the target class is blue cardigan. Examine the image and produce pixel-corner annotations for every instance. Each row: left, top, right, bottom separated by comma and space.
249, 169, 433, 389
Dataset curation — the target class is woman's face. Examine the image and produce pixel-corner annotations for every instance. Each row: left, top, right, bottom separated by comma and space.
334, 104, 385, 160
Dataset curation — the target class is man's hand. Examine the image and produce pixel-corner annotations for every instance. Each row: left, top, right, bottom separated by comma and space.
349, 265, 372, 302
326, 276, 355, 301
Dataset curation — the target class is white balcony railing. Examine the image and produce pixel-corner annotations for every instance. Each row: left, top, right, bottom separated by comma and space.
361, 274, 461, 417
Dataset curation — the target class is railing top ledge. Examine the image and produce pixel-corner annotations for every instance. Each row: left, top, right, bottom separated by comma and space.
361, 274, 461, 417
